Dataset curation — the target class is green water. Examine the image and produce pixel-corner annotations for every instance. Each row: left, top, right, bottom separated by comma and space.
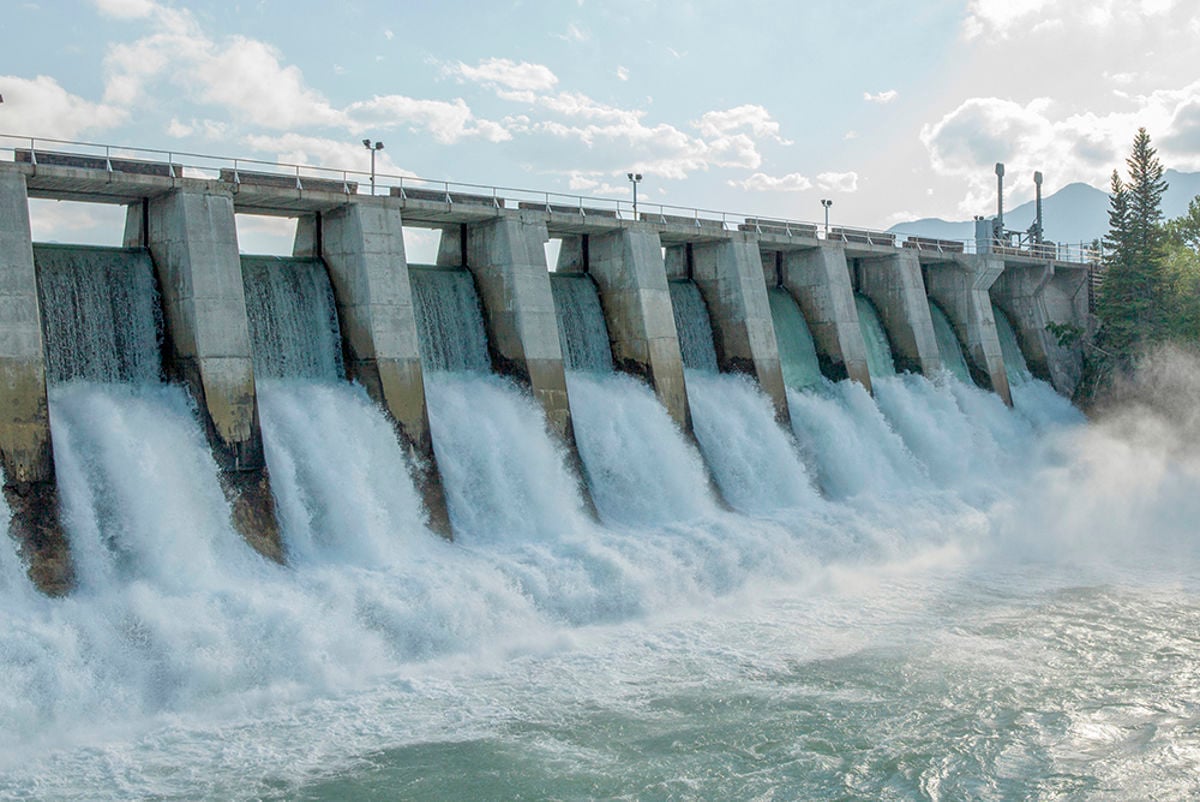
992, 303, 1032, 386
929, 300, 972, 385
669, 279, 720, 373
768, 287, 823, 390
855, 293, 896, 377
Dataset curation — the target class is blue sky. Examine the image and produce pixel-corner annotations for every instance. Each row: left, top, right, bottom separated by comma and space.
4, 0, 1200, 253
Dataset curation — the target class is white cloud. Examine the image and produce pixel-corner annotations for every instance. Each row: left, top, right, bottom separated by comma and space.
616, 66, 629, 81
818, 171, 859, 192
384, 29, 394, 40
695, 105, 789, 142
730, 172, 813, 192
964, 0, 1185, 39
193, 37, 346, 129
242, 133, 416, 178
0, 74, 126, 138
347, 95, 508, 143
920, 82, 1200, 213
448, 57, 558, 92
91, 0, 156, 18
864, 90, 898, 104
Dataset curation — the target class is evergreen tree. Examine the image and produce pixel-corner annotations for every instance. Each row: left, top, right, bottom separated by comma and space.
1095, 128, 1171, 357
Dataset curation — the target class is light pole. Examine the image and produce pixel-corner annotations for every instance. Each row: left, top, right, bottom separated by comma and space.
627, 172, 643, 217
362, 139, 384, 195
821, 198, 833, 235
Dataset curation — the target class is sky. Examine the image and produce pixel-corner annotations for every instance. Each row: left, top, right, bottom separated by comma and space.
3, 0, 1200, 254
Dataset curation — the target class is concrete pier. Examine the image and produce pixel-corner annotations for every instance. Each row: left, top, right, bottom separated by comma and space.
689, 237, 790, 423
295, 205, 452, 537
990, 259, 1088, 395
854, 250, 941, 376
136, 190, 284, 560
0, 172, 69, 594
779, 244, 873, 392
559, 229, 692, 431
456, 213, 579, 449
925, 254, 1012, 405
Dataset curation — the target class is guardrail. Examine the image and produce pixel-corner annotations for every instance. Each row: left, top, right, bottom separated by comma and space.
0, 133, 1102, 265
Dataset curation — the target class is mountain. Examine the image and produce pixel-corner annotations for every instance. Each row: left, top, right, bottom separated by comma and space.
889, 169, 1200, 246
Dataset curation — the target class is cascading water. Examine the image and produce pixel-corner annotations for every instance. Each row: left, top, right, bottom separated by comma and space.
993, 302, 1033, 386
241, 256, 344, 381
668, 279, 719, 372
8, 241, 1198, 801
34, 244, 162, 383
410, 265, 590, 538
409, 267, 491, 373
668, 279, 815, 511
855, 292, 896, 377
768, 287, 822, 390
548, 274, 717, 524
928, 299, 973, 385
549, 273, 613, 373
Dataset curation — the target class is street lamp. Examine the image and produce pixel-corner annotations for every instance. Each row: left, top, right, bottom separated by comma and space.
820, 198, 833, 235
627, 172, 643, 217
362, 138, 384, 195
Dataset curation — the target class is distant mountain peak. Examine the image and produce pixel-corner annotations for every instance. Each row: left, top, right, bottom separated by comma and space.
888, 171, 1200, 245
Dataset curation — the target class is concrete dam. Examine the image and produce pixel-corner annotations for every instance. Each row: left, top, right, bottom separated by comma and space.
0, 144, 1092, 594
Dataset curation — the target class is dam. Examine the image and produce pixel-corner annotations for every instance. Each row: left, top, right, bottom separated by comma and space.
0, 139, 1093, 594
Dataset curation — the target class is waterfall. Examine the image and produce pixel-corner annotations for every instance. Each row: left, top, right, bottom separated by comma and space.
855, 293, 896, 377
787, 379, 925, 499
768, 287, 822, 390
686, 370, 817, 512
928, 300, 972, 385
409, 267, 491, 373
566, 371, 717, 525
241, 256, 344, 381
33, 244, 162, 384
258, 380, 429, 566
992, 303, 1032, 386
550, 274, 613, 373
668, 280, 719, 373
425, 372, 589, 541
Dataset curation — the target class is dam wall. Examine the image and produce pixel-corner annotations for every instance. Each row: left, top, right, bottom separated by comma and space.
924, 254, 1013, 405
129, 189, 284, 560
557, 229, 692, 432
0, 172, 67, 594
853, 250, 941, 377
1, 150, 1095, 590
293, 204, 452, 536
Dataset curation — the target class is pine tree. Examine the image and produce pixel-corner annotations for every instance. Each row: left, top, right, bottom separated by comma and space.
1096, 128, 1171, 357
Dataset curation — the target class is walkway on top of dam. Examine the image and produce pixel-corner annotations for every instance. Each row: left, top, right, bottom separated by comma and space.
1, 133, 1098, 271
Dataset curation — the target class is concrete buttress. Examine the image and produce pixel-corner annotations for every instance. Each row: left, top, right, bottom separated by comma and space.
855, 250, 941, 376
0, 172, 70, 594
462, 213, 591, 499
689, 237, 790, 424
298, 205, 452, 537
780, 244, 873, 392
563, 229, 692, 432
990, 260, 1087, 396
139, 189, 284, 560
925, 254, 1013, 405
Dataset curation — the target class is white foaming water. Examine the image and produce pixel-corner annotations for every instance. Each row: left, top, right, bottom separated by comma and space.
787, 378, 926, 499
566, 371, 717, 525
258, 380, 428, 565
424, 372, 589, 541
8, 355, 1200, 800
684, 369, 817, 512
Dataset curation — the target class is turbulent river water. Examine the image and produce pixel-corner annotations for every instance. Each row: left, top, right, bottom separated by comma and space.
3, 355, 1200, 800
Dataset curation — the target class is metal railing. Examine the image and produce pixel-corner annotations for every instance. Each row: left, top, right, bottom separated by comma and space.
1, 133, 1102, 264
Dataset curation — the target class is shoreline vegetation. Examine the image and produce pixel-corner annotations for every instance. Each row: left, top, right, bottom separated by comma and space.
1077, 128, 1200, 411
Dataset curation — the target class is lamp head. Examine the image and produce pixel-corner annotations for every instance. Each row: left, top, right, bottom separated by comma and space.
362, 138, 371, 148
375, 141, 385, 150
